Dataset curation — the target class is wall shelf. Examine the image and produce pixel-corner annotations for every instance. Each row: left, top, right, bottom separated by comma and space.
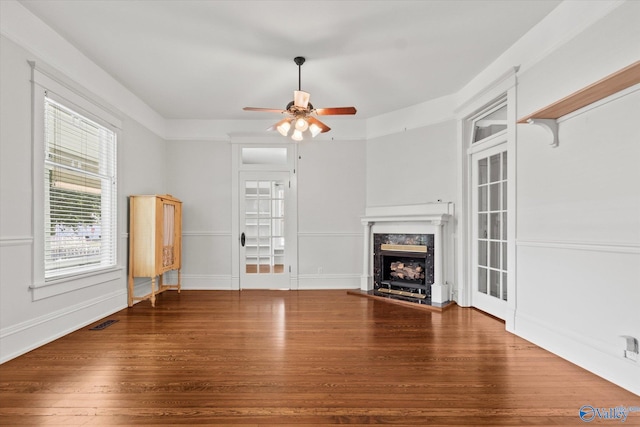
518, 60, 640, 147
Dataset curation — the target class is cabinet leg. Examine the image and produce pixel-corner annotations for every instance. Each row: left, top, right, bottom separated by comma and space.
150, 277, 156, 307
128, 273, 134, 307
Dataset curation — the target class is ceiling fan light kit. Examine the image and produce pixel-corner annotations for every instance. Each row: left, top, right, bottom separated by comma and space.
275, 118, 291, 136
309, 123, 323, 138
243, 56, 357, 141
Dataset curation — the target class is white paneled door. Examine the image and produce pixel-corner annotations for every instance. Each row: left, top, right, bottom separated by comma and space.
471, 145, 508, 319
239, 171, 293, 289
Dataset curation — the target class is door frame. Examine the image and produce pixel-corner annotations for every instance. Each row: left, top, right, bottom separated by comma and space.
455, 69, 518, 331
231, 139, 298, 290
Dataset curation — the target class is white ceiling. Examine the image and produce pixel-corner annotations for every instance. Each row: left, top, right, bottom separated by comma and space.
20, 0, 562, 120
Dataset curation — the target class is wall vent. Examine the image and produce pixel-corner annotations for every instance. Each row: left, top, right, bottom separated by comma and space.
89, 319, 119, 330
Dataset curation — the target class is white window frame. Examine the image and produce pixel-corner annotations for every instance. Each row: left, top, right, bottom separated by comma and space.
469, 99, 508, 146
30, 62, 123, 300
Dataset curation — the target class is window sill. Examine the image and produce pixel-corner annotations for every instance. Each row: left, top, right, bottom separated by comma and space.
30, 266, 124, 301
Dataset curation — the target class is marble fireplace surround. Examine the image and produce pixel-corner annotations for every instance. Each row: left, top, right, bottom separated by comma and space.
361, 203, 453, 303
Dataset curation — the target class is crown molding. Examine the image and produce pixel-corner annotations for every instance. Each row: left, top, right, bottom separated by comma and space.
1, 0, 166, 138
1, 0, 627, 142
456, 0, 626, 108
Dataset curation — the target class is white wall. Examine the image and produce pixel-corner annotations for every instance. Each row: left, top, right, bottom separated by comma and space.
165, 140, 233, 289
364, 121, 458, 298
161, 138, 366, 291
516, 90, 640, 395
0, 34, 167, 362
121, 116, 169, 298
366, 121, 457, 207
297, 139, 366, 289
513, 1, 640, 395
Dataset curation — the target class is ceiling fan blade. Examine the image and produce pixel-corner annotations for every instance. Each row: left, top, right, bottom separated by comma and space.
294, 90, 310, 108
243, 107, 287, 113
314, 106, 357, 115
307, 116, 331, 134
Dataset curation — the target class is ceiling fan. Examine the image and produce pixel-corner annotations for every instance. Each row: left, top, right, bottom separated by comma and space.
243, 57, 357, 141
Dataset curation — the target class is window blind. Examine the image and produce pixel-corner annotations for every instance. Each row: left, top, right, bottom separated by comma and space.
44, 96, 117, 279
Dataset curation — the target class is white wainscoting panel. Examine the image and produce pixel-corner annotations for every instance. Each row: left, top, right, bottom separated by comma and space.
514, 241, 640, 395
297, 274, 361, 290
0, 289, 126, 363
180, 231, 232, 276
298, 233, 363, 290
180, 274, 234, 290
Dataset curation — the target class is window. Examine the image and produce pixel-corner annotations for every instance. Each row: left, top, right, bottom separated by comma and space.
43, 97, 117, 279
29, 62, 122, 299
471, 102, 507, 144
241, 147, 287, 165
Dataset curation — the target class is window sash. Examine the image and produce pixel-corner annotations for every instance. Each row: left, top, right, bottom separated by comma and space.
43, 97, 117, 279
470, 98, 508, 145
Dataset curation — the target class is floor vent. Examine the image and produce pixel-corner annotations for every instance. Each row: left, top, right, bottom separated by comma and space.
90, 319, 119, 330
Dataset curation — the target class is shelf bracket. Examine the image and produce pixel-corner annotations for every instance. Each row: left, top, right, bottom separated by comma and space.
527, 118, 559, 148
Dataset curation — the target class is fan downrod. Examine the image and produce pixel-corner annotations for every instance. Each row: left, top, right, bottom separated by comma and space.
294, 56, 306, 91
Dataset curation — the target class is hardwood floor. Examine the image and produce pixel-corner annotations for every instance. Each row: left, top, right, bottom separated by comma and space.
0, 290, 637, 426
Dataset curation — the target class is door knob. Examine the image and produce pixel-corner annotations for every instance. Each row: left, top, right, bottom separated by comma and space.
241, 232, 246, 247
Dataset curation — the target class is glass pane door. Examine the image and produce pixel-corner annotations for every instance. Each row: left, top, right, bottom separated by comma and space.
240, 172, 290, 289
472, 146, 508, 318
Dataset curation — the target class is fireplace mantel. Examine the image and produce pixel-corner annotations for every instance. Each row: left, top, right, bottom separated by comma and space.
361, 203, 452, 225
360, 203, 453, 303
361, 203, 452, 231
362, 213, 449, 226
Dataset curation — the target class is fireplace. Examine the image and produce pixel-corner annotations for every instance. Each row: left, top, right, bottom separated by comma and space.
360, 203, 452, 304
374, 234, 434, 300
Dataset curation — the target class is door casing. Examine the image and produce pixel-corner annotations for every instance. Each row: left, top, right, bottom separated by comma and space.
231, 141, 298, 290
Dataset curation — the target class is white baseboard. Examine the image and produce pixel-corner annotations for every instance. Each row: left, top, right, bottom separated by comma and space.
0, 289, 127, 364
297, 274, 361, 290
515, 311, 640, 396
180, 274, 234, 290
178, 273, 361, 291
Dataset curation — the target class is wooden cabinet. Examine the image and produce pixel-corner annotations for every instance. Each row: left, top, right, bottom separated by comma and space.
128, 194, 182, 307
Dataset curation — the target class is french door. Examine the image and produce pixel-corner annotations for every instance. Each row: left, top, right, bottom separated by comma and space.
239, 171, 292, 289
471, 144, 508, 319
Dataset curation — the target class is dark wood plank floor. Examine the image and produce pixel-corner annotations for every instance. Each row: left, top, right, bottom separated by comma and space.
0, 290, 637, 426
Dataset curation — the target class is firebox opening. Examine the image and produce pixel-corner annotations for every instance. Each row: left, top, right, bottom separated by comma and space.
373, 233, 435, 302
379, 252, 429, 298
383, 254, 426, 285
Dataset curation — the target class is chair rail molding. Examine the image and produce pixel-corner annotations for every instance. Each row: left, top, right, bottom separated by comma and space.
0, 236, 33, 246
